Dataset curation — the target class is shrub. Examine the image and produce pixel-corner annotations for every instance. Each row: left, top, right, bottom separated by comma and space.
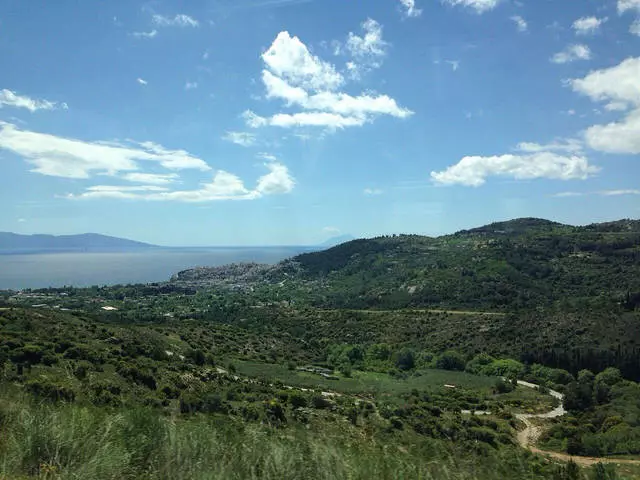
435, 351, 466, 371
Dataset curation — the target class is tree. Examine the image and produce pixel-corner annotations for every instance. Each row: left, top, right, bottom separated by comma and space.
394, 348, 415, 371
436, 351, 466, 371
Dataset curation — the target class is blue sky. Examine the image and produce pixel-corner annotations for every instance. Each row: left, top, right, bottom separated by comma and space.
0, 0, 639, 246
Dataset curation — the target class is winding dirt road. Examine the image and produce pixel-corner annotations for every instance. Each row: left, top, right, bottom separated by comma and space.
514, 380, 640, 467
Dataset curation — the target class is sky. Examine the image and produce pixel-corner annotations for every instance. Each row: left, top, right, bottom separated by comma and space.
0, 0, 639, 246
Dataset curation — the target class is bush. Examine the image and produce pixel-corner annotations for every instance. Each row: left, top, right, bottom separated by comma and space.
289, 391, 308, 408
394, 348, 416, 371
435, 351, 466, 371
25, 379, 75, 402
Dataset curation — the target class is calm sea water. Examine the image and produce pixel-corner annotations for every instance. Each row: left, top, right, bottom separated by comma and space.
0, 247, 313, 290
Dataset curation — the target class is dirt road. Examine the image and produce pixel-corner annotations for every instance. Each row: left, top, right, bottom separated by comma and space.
514, 380, 640, 467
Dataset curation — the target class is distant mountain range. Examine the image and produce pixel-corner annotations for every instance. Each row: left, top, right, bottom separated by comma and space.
0, 233, 156, 253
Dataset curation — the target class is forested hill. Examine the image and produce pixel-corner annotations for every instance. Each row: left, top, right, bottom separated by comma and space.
273, 217, 640, 310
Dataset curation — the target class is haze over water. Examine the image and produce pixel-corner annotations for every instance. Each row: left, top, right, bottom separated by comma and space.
0, 247, 311, 290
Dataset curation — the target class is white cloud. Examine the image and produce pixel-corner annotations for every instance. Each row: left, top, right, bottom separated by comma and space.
132, 30, 158, 39
511, 15, 528, 32
137, 78, 148, 85
515, 139, 583, 153
0, 122, 210, 179
572, 16, 607, 35
599, 189, 640, 195
442, 0, 501, 14
345, 18, 388, 75
399, 0, 422, 18
618, 0, 640, 14
570, 57, 640, 153
553, 189, 640, 198
255, 162, 295, 194
250, 111, 367, 129
248, 30, 412, 130
0, 89, 67, 112
431, 151, 598, 186
551, 191, 584, 197
446, 60, 460, 71
631, 19, 640, 36
122, 173, 179, 185
364, 188, 383, 195
17, 218, 26, 223
72, 162, 294, 202
262, 31, 344, 92
152, 14, 199, 28
584, 109, 640, 154
223, 131, 257, 147
551, 44, 591, 64
570, 57, 640, 107
323, 226, 341, 234
184, 81, 198, 90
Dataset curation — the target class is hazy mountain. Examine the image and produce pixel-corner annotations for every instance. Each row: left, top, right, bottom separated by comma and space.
0, 232, 156, 253
319, 234, 356, 247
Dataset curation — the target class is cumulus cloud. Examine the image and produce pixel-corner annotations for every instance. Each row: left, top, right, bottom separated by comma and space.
618, 0, 640, 14
71, 162, 295, 202
551, 44, 591, 64
631, 19, 640, 36
584, 109, 640, 154
399, 0, 422, 17
0, 89, 67, 112
152, 14, 199, 28
223, 131, 257, 147
442, 0, 501, 14
131, 30, 158, 39
262, 31, 344, 92
511, 16, 528, 32
570, 57, 640, 154
572, 16, 607, 35
431, 151, 598, 186
0, 122, 210, 179
246, 30, 412, 130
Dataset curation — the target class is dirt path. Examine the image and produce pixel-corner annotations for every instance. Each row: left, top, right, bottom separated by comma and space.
514, 380, 640, 467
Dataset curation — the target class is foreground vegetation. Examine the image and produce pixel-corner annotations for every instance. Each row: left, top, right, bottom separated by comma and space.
1, 217, 640, 478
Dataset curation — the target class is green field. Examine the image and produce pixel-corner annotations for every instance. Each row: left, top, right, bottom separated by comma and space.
234, 362, 495, 396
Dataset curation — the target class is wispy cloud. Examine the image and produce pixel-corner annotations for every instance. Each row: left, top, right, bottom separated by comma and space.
399, 0, 422, 18
137, 78, 148, 85
0, 89, 67, 112
131, 30, 158, 39
552, 189, 640, 197
442, 0, 501, 14
122, 173, 179, 185
223, 131, 257, 147
184, 81, 198, 90
572, 16, 607, 35
152, 14, 199, 28
70, 162, 295, 203
511, 15, 528, 32
364, 188, 383, 195
551, 44, 591, 64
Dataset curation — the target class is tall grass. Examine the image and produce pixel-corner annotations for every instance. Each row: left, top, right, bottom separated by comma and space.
0, 392, 554, 479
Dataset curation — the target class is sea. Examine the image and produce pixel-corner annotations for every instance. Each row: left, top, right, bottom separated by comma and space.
0, 247, 315, 290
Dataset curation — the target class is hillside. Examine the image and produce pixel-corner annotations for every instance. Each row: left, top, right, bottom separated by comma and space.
172, 217, 640, 311
0, 232, 156, 253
